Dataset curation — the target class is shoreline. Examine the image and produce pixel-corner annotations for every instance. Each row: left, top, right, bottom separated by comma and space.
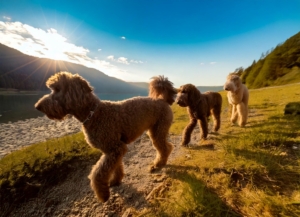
0, 116, 82, 159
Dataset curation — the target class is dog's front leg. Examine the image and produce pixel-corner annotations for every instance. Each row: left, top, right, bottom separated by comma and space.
231, 104, 238, 125
181, 118, 197, 146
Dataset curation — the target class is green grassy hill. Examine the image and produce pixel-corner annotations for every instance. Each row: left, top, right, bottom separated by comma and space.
156, 83, 300, 216
241, 31, 300, 89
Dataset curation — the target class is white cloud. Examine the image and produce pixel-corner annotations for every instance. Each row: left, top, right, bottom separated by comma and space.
107, 55, 115, 60
3, 16, 11, 21
98, 48, 102, 51
47, 28, 57, 34
107, 56, 143, 65
130, 60, 143, 64
121, 36, 126, 40
210, 62, 217, 65
117, 57, 129, 65
200, 62, 204, 65
0, 21, 132, 79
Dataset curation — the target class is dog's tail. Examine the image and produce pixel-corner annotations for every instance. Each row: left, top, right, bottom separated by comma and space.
149, 75, 177, 105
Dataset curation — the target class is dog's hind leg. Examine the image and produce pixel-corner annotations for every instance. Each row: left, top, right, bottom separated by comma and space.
211, 108, 221, 132
109, 148, 127, 186
148, 124, 174, 172
88, 143, 127, 202
199, 117, 208, 139
181, 118, 197, 146
237, 103, 247, 127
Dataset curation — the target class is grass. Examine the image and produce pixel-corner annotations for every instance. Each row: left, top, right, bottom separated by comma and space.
0, 133, 101, 215
143, 83, 300, 216
0, 83, 300, 216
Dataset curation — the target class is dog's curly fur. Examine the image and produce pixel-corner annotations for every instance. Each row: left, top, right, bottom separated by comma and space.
223, 74, 249, 127
35, 72, 177, 202
176, 84, 222, 146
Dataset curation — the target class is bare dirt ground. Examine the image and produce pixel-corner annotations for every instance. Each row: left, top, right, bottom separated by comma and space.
8, 129, 204, 217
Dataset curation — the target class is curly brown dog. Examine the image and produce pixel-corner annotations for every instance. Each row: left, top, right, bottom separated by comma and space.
176, 84, 222, 146
223, 74, 249, 127
35, 72, 177, 202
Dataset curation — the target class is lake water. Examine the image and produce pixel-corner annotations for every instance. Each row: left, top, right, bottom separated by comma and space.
0, 93, 147, 123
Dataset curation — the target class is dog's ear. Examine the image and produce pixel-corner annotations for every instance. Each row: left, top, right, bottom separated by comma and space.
46, 72, 69, 92
187, 85, 201, 102
73, 74, 94, 93
233, 76, 241, 89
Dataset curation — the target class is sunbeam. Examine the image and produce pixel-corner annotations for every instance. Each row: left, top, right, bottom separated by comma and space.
0, 57, 41, 78
21, 58, 49, 83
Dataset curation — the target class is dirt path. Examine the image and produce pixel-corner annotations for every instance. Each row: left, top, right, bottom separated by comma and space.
8, 130, 200, 217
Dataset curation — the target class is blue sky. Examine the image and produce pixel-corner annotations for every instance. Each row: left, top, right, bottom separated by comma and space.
0, 0, 299, 87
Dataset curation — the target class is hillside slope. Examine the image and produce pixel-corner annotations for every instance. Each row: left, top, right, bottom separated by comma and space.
128, 82, 224, 93
241, 31, 300, 89
0, 44, 148, 94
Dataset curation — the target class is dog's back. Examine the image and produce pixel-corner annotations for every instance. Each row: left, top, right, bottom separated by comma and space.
203, 91, 222, 109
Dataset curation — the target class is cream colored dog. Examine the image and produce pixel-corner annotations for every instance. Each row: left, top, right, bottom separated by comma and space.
223, 74, 249, 127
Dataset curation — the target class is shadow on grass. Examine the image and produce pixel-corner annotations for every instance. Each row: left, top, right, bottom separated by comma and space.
246, 114, 300, 147
186, 143, 216, 151
249, 102, 277, 110
158, 165, 243, 217
230, 148, 300, 194
251, 111, 300, 127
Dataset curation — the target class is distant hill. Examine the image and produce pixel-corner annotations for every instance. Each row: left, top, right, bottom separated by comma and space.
0, 44, 148, 94
196, 86, 223, 92
240, 31, 300, 89
128, 82, 149, 89
128, 82, 224, 93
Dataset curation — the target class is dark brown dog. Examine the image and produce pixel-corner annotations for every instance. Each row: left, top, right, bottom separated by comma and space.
35, 72, 177, 202
176, 84, 222, 146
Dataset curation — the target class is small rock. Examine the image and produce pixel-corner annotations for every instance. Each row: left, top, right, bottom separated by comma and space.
122, 208, 131, 217
185, 154, 191, 159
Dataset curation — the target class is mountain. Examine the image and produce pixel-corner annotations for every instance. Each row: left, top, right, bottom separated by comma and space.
240, 31, 300, 89
129, 82, 224, 93
128, 82, 149, 89
196, 86, 223, 92
0, 44, 148, 94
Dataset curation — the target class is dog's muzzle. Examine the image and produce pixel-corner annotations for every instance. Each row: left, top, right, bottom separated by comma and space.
35, 104, 42, 111
176, 99, 186, 107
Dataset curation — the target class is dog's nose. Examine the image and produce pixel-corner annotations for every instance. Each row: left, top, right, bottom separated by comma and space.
224, 87, 229, 91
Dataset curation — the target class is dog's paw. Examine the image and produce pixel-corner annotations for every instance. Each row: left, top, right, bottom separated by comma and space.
95, 188, 110, 203
149, 165, 157, 173
200, 136, 207, 141
180, 142, 189, 147
109, 180, 122, 187
149, 164, 163, 173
